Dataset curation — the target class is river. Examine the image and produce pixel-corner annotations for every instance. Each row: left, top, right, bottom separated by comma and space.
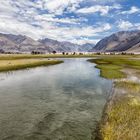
0, 58, 112, 140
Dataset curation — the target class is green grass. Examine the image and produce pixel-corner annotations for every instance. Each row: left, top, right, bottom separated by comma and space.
0, 59, 63, 72
88, 56, 140, 79
96, 64, 125, 79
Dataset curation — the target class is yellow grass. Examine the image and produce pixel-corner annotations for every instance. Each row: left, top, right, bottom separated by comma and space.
0, 59, 63, 72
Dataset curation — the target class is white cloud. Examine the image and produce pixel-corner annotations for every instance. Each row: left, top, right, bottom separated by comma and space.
111, 4, 122, 10
76, 4, 122, 16
37, 0, 84, 15
0, 15, 43, 39
117, 20, 140, 30
73, 38, 99, 45
118, 20, 133, 30
121, 6, 140, 14
76, 5, 110, 15
91, 0, 125, 3
35, 14, 85, 24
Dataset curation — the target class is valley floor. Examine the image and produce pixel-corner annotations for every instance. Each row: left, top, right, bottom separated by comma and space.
88, 56, 140, 140
1, 54, 140, 139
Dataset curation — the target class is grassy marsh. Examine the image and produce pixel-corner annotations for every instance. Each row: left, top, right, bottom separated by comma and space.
88, 56, 140, 79
88, 56, 140, 140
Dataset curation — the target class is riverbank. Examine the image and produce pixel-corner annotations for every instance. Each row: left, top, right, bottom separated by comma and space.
88, 56, 140, 140
0, 58, 63, 72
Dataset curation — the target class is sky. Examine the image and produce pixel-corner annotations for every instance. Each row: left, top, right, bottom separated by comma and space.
0, 0, 140, 44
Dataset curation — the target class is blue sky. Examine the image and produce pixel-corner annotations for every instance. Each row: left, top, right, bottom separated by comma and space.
0, 0, 140, 44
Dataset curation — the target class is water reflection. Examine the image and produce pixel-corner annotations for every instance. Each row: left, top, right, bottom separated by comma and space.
0, 58, 112, 140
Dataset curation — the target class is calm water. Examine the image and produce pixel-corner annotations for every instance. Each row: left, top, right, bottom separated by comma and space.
0, 58, 112, 140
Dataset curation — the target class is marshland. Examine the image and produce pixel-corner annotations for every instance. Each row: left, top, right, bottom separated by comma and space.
88, 55, 140, 140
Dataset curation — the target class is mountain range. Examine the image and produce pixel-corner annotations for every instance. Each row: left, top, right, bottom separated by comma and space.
0, 33, 94, 53
0, 30, 140, 53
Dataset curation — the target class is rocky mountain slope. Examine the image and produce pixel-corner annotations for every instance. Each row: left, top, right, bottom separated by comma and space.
39, 38, 79, 52
91, 30, 140, 52
39, 38, 95, 52
0, 33, 47, 53
0, 33, 95, 53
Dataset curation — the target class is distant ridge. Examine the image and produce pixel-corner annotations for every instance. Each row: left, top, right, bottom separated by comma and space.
39, 38, 95, 52
0, 33, 95, 53
90, 30, 140, 52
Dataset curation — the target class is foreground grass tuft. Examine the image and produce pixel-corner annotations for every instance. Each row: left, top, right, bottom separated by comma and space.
102, 81, 140, 140
101, 96, 140, 140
